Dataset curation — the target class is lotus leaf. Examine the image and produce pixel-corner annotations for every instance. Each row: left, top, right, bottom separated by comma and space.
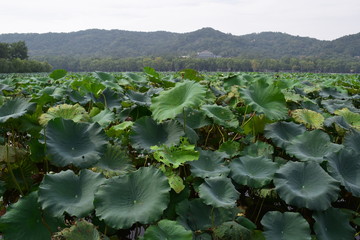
313, 207, 356, 240
334, 108, 360, 130
189, 150, 230, 178
39, 103, 89, 125
274, 161, 340, 210
264, 121, 306, 148
0, 98, 35, 123
291, 109, 324, 129
38, 169, 106, 217
94, 167, 170, 229
261, 211, 311, 240
130, 116, 184, 150
46, 118, 107, 168
127, 90, 152, 106
49, 69, 67, 80
285, 130, 343, 163
199, 176, 239, 208
327, 148, 360, 197
218, 140, 241, 158
141, 219, 192, 240
322, 99, 358, 114
176, 108, 212, 129
0, 191, 63, 240
95, 144, 134, 176
242, 141, 274, 158
91, 108, 115, 128
240, 77, 288, 120
97, 88, 124, 109
201, 104, 239, 128
213, 221, 252, 240
150, 80, 206, 122
344, 129, 360, 153
54, 220, 108, 240
230, 155, 278, 188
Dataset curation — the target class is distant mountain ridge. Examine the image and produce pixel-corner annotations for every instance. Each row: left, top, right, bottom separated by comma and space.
0, 28, 359, 59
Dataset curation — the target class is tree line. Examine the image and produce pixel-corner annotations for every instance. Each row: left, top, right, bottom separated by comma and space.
35, 55, 360, 73
0, 41, 52, 73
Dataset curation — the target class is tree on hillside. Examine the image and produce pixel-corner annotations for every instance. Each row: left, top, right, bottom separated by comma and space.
0, 41, 28, 60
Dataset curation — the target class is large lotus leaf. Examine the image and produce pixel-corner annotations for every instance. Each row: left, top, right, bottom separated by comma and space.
213, 221, 252, 240
94, 167, 170, 229
324, 116, 352, 132
150, 80, 206, 122
274, 161, 340, 210
291, 109, 324, 129
242, 141, 274, 158
261, 211, 311, 240
199, 176, 239, 208
127, 90, 151, 106
106, 121, 133, 138
176, 199, 237, 231
38, 169, 106, 217
322, 99, 358, 114
39, 103, 90, 125
264, 121, 306, 148
91, 108, 115, 128
240, 77, 288, 120
230, 155, 278, 188
49, 69, 67, 80
285, 130, 343, 163
313, 207, 356, 240
94, 144, 134, 176
319, 87, 349, 99
218, 141, 241, 158
0, 98, 35, 123
326, 148, 360, 197
176, 108, 212, 129
97, 88, 124, 109
189, 150, 230, 178
0, 191, 63, 240
141, 219, 192, 240
334, 108, 360, 130
201, 104, 239, 128
130, 116, 184, 150
54, 220, 108, 240
46, 118, 107, 168
344, 129, 360, 153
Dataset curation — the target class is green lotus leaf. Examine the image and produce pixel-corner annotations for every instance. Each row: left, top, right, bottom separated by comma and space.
176, 199, 237, 231
213, 221, 252, 240
176, 108, 212, 129
313, 207, 356, 240
38, 169, 106, 218
141, 219, 192, 240
0, 98, 35, 123
201, 104, 239, 128
291, 109, 325, 129
218, 140, 241, 158
195, 233, 213, 240
242, 114, 272, 135
0, 191, 63, 240
242, 141, 274, 158
264, 121, 306, 148
324, 116, 352, 133
127, 90, 152, 106
199, 176, 239, 208
0, 145, 27, 163
334, 108, 360, 130
39, 103, 89, 126
261, 211, 311, 240
124, 72, 147, 83
319, 87, 349, 99
94, 167, 170, 229
274, 161, 340, 210
240, 77, 288, 120
91, 108, 115, 128
94, 144, 134, 176
230, 155, 278, 188
151, 138, 199, 168
49, 69, 67, 80
285, 130, 343, 163
106, 121, 133, 138
326, 148, 360, 197
150, 80, 206, 122
97, 88, 124, 109
189, 150, 230, 178
322, 99, 358, 114
46, 118, 107, 168
344, 129, 360, 153
54, 220, 108, 240
39, 86, 66, 100
94, 71, 115, 81
130, 116, 184, 150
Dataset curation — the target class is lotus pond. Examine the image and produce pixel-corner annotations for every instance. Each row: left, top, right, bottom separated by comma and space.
0, 69, 359, 239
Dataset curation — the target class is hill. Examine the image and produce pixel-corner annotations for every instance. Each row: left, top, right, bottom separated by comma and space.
0, 28, 359, 59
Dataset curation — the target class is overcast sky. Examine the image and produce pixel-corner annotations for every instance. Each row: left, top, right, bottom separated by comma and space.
1, 0, 359, 40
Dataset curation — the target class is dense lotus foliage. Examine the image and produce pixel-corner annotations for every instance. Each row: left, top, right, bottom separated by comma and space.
0, 69, 359, 239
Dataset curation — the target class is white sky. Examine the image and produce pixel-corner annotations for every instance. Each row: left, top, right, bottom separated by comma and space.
1, 0, 359, 40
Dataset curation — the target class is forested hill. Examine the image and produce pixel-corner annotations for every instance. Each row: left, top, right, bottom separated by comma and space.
0, 28, 359, 59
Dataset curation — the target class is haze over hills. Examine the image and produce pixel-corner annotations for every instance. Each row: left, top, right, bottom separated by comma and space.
0, 28, 360, 59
